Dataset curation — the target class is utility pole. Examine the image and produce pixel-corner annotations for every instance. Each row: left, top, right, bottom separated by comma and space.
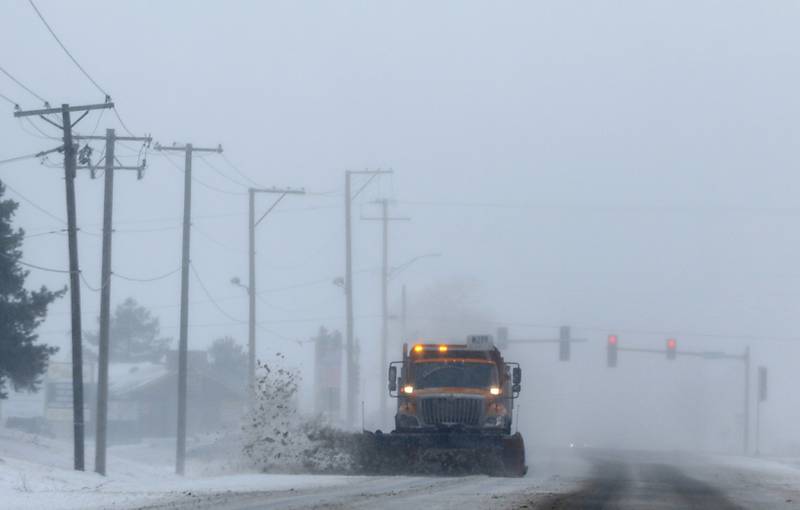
743, 345, 751, 455
75, 129, 150, 476
401, 284, 407, 344
13, 101, 114, 471
154, 142, 222, 475
362, 199, 409, 421
246, 187, 305, 390
343, 170, 392, 427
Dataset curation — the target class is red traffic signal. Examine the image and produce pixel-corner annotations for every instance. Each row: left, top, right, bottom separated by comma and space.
607, 334, 618, 367
666, 338, 677, 360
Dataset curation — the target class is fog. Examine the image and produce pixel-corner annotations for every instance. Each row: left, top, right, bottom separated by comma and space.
2, 0, 800, 462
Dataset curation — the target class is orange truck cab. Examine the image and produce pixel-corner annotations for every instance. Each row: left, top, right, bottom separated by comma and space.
388, 334, 522, 434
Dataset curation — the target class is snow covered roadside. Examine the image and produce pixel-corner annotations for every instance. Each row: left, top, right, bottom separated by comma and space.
0, 427, 360, 510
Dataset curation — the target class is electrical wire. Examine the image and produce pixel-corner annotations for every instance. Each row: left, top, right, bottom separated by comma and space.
190, 262, 246, 323
0, 65, 48, 104
220, 153, 262, 187
0, 152, 43, 166
15, 257, 72, 274
197, 155, 249, 189
79, 271, 109, 292
2, 181, 66, 224
22, 118, 60, 140
113, 266, 181, 282
0, 91, 19, 107
112, 106, 136, 137
27, 0, 108, 99
159, 152, 247, 196
21, 228, 67, 239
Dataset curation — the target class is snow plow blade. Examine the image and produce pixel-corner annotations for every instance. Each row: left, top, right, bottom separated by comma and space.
354, 431, 527, 477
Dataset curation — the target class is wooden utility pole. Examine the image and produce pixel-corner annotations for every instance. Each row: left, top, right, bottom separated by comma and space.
154, 142, 222, 475
343, 170, 392, 427
13, 101, 114, 471
362, 199, 409, 421
75, 129, 150, 476
246, 187, 305, 390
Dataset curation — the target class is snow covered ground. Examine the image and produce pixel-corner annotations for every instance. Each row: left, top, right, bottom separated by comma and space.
0, 427, 363, 510
3, 426, 800, 510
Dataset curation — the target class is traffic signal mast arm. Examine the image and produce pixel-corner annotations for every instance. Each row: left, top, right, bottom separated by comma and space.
615, 345, 746, 360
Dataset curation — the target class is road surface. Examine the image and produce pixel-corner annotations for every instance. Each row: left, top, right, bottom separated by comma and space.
139, 449, 800, 510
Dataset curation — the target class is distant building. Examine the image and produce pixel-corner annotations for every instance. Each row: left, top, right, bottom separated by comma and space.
106, 350, 245, 441
314, 328, 343, 420
8, 351, 247, 441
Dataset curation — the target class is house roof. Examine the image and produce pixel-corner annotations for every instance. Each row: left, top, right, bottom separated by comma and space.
108, 362, 169, 398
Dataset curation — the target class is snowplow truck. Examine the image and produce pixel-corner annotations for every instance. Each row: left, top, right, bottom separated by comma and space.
360, 334, 526, 477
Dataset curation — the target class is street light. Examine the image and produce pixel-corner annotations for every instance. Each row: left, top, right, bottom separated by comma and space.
231, 276, 249, 293
389, 252, 442, 280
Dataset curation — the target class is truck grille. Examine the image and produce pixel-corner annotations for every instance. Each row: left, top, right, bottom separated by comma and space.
419, 397, 482, 426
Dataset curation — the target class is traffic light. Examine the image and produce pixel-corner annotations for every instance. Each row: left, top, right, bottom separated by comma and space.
559, 326, 571, 362
607, 334, 618, 367
496, 327, 509, 349
666, 338, 677, 360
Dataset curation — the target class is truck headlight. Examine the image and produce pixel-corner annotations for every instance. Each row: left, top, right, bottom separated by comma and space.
489, 387, 501, 396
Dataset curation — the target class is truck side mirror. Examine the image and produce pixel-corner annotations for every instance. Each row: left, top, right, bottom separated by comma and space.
388, 366, 397, 392
512, 366, 522, 385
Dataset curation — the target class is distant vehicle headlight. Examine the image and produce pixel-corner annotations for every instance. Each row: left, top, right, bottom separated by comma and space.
489, 387, 501, 396
403, 385, 414, 394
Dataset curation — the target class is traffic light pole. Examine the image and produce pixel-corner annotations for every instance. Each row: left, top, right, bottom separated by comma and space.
505, 326, 587, 361
609, 337, 752, 455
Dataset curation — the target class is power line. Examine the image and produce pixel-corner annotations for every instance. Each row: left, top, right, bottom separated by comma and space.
0, 151, 43, 166
2, 181, 66, 224
220, 153, 262, 187
0, 65, 48, 105
0, 91, 19, 108
158, 152, 246, 196
113, 266, 181, 282
19, 260, 70, 273
10, 254, 72, 274
21, 117, 60, 140
190, 262, 246, 324
111, 107, 136, 137
197, 155, 249, 189
27, 0, 108, 99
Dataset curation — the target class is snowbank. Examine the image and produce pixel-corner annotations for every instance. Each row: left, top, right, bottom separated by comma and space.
0, 427, 359, 510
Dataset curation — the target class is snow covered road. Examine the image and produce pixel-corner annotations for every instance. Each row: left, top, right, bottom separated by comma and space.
3, 426, 799, 510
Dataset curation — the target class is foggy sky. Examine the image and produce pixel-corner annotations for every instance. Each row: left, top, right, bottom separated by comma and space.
2, 1, 800, 451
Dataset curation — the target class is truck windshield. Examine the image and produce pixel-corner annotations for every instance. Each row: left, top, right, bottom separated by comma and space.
413, 361, 496, 389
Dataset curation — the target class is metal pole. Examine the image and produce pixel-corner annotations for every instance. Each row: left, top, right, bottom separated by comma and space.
95, 128, 115, 475
401, 284, 407, 344
248, 188, 256, 391
344, 172, 356, 426
743, 345, 750, 455
380, 200, 389, 420
62, 104, 85, 471
176, 144, 192, 475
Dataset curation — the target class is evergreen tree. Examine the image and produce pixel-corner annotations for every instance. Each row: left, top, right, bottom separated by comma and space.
86, 297, 171, 362
208, 336, 247, 386
0, 181, 64, 398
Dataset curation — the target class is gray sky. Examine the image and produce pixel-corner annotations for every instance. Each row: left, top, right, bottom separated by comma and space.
2, 1, 800, 448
